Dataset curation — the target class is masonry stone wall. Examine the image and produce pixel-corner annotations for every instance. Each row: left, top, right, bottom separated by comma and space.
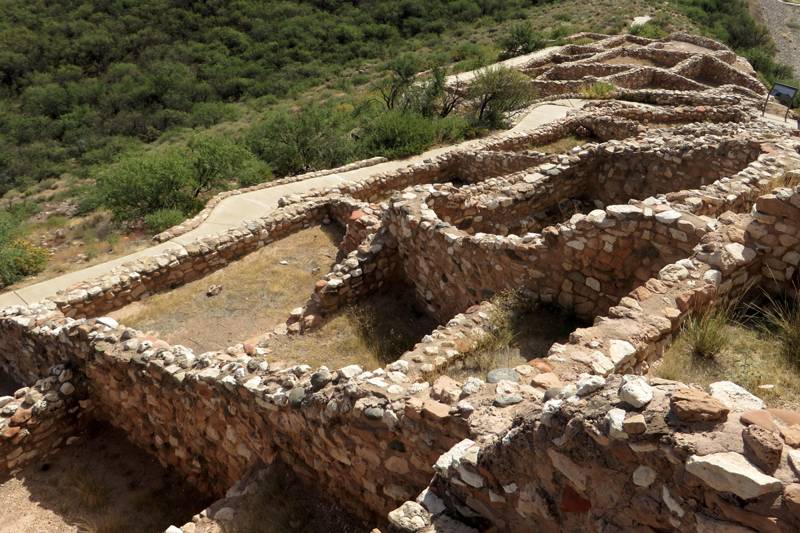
385, 187, 800, 533
0, 309, 477, 522
54, 199, 340, 318
3, 32, 800, 533
386, 131, 783, 322
0, 362, 87, 478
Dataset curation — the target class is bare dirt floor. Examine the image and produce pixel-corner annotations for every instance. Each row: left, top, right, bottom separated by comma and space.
109, 224, 343, 353
0, 424, 212, 533
602, 55, 657, 67
220, 463, 366, 533
266, 282, 439, 371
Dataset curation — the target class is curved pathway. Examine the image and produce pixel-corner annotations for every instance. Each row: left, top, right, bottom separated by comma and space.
0, 99, 586, 308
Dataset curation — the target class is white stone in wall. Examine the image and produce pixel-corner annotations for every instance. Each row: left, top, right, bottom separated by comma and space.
708, 381, 764, 411
686, 452, 782, 499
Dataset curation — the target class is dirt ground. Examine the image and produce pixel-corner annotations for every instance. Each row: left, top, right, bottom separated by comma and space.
602, 55, 657, 67
221, 463, 365, 533
110, 224, 343, 353
0, 424, 212, 533
266, 283, 438, 370
7, 211, 151, 292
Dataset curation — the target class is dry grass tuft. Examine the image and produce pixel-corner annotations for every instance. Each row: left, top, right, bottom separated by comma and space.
654, 291, 800, 409
681, 305, 731, 360
434, 290, 581, 381
534, 135, 585, 154
579, 81, 616, 99
69, 471, 109, 511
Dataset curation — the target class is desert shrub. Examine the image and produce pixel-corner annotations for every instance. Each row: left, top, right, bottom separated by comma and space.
246, 106, 355, 176
757, 291, 800, 365
630, 20, 669, 39
498, 22, 544, 59
0, 210, 47, 285
376, 54, 420, 110
189, 102, 241, 128
359, 110, 438, 159
468, 66, 537, 127
681, 306, 730, 359
580, 81, 616, 99
99, 132, 263, 226
186, 133, 255, 197
97, 148, 196, 223
144, 208, 186, 234
237, 159, 273, 187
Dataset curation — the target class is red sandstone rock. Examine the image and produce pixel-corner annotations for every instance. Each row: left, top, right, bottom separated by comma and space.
1, 426, 20, 439
779, 425, 800, 448
530, 360, 553, 373
740, 410, 777, 432
422, 400, 451, 420
9, 407, 32, 426
742, 425, 783, 473
670, 389, 729, 422
768, 408, 800, 427
560, 485, 591, 513
532, 372, 562, 389
785, 484, 800, 521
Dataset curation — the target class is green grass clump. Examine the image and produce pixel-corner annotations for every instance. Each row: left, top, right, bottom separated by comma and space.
580, 82, 617, 99
681, 306, 730, 359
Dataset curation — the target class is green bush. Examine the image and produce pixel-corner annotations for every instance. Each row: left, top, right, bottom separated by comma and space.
468, 66, 537, 128
0, 210, 47, 285
237, 159, 273, 187
144, 208, 186, 234
99, 132, 264, 225
359, 110, 438, 159
97, 148, 196, 223
497, 22, 544, 60
246, 106, 355, 176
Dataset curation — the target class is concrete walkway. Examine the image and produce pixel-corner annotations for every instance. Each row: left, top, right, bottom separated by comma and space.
0, 99, 586, 308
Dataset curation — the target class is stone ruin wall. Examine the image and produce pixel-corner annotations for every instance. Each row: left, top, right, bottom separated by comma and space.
2, 32, 800, 533
386, 129, 777, 322
0, 309, 473, 520
4, 178, 798, 533
386, 187, 800, 533
51, 103, 747, 324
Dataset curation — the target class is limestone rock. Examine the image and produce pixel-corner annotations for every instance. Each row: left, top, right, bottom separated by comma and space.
619, 375, 652, 408
487, 368, 519, 383
576, 374, 605, 396
685, 452, 782, 499
632, 465, 656, 487
606, 408, 627, 440
709, 381, 765, 412
388, 501, 431, 532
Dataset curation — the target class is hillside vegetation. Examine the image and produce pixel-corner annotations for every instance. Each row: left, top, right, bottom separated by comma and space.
0, 0, 795, 287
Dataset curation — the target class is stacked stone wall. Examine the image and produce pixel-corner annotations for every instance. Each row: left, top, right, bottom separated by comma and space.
387, 129, 780, 322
